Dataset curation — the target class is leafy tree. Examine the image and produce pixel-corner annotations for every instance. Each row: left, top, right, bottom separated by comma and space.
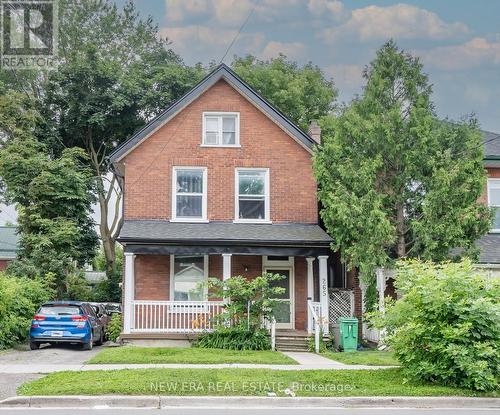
0, 138, 98, 297
370, 260, 499, 391
232, 55, 336, 131
314, 41, 491, 277
92, 245, 123, 302
1, 0, 206, 283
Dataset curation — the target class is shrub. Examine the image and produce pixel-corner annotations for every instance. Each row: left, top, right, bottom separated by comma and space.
0, 273, 53, 349
207, 273, 285, 330
106, 313, 122, 342
371, 260, 499, 391
194, 326, 271, 350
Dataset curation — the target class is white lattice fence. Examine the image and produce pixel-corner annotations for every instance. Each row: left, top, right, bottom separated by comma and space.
329, 289, 354, 325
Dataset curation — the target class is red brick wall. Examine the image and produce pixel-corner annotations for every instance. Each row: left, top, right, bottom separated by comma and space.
0, 259, 11, 271
122, 80, 317, 223
294, 257, 308, 331
134, 255, 170, 300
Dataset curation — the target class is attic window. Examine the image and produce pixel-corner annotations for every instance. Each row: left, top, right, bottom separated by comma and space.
202, 112, 240, 147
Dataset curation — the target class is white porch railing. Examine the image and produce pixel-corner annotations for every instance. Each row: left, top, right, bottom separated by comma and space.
131, 300, 225, 333
307, 301, 321, 353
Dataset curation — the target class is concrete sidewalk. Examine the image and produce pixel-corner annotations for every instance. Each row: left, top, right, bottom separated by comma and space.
0, 352, 396, 374
1, 396, 499, 409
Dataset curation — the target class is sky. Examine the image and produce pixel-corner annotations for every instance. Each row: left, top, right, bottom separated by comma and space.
2, 0, 500, 225
115, 0, 500, 134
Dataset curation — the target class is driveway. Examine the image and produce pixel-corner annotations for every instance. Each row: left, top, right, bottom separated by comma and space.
0, 343, 101, 400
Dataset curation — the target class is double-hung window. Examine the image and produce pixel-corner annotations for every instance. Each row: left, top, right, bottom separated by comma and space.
172, 167, 207, 222
235, 168, 270, 222
171, 255, 208, 301
488, 179, 500, 232
202, 112, 239, 146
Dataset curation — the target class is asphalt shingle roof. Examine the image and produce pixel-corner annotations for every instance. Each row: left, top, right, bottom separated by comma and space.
118, 220, 332, 245
475, 233, 500, 264
482, 130, 500, 158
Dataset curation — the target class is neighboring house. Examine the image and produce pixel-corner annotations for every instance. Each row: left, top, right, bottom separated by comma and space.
0, 226, 18, 271
476, 130, 500, 277
109, 64, 334, 343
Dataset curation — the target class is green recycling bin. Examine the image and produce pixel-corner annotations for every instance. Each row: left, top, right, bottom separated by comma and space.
339, 317, 358, 352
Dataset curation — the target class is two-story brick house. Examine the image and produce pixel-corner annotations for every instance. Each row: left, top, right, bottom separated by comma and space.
109, 64, 334, 343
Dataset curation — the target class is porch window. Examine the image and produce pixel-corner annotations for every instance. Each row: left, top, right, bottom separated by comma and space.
172, 167, 207, 221
235, 168, 270, 222
171, 255, 208, 301
202, 112, 240, 146
488, 179, 500, 232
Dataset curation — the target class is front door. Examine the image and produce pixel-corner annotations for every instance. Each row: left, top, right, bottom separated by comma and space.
265, 267, 294, 329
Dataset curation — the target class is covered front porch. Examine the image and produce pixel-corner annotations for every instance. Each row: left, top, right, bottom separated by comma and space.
119, 221, 333, 340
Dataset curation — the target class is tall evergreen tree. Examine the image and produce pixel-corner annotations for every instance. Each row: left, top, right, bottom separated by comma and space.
314, 41, 491, 277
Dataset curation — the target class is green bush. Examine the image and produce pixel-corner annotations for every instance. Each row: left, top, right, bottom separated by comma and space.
106, 313, 122, 342
371, 260, 499, 391
0, 273, 53, 349
194, 326, 271, 350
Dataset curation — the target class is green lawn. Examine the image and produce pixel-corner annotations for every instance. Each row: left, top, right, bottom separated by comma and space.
18, 368, 496, 397
323, 350, 399, 366
87, 346, 297, 365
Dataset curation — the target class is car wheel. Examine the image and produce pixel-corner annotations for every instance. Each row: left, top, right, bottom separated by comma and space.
29, 341, 40, 350
95, 329, 104, 346
82, 332, 93, 351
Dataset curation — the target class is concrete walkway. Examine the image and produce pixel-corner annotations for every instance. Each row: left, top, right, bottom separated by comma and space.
0, 351, 395, 374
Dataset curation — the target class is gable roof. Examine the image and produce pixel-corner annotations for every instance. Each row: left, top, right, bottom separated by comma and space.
482, 129, 500, 159
108, 63, 315, 163
0, 226, 19, 259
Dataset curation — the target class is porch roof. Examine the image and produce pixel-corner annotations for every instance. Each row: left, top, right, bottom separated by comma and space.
118, 220, 333, 256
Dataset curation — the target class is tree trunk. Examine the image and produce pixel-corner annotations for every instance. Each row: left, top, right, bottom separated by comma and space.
396, 202, 406, 258
87, 134, 123, 279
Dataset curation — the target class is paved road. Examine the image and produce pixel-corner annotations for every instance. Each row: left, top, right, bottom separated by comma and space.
0, 408, 497, 415
0, 343, 101, 400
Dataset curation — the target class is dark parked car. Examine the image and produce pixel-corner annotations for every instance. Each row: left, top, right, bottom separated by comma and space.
90, 302, 111, 328
29, 301, 105, 350
105, 303, 122, 314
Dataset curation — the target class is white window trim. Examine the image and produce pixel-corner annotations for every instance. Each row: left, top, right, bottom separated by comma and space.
169, 254, 209, 304
234, 167, 271, 224
171, 166, 208, 223
487, 178, 500, 233
263, 256, 294, 267
201, 112, 241, 147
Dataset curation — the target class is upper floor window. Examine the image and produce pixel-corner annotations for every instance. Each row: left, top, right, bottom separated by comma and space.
202, 112, 240, 146
172, 167, 207, 222
235, 168, 270, 222
488, 179, 500, 232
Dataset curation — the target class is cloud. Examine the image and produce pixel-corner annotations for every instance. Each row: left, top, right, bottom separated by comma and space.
160, 25, 265, 63
420, 37, 500, 70
320, 3, 469, 43
308, 0, 344, 18
260, 41, 307, 60
165, 0, 211, 22
165, 0, 303, 26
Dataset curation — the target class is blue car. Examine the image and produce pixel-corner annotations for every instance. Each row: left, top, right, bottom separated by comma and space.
29, 301, 105, 350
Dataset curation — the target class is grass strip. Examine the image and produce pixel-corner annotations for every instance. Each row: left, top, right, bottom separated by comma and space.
19, 368, 497, 397
87, 347, 297, 365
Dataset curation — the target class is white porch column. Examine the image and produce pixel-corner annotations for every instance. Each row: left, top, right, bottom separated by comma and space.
123, 252, 136, 334
222, 254, 232, 302
376, 268, 387, 314
318, 255, 329, 334
306, 257, 315, 334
